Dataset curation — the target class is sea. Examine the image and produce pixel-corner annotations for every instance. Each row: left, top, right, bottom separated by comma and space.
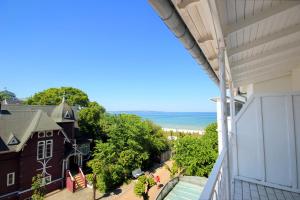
110, 111, 217, 131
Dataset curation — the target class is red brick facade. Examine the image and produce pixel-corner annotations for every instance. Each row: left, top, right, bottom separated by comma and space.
0, 130, 68, 200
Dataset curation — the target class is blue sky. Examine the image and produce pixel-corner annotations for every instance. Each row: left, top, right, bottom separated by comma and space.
0, 0, 218, 112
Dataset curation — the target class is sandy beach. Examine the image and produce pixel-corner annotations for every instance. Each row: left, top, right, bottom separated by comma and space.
162, 127, 204, 135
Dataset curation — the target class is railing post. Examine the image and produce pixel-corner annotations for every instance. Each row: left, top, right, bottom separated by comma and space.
219, 46, 231, 200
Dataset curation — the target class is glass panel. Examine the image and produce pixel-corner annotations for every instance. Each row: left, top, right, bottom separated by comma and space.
45, 140, 52, 158
45, 176, 51, 183
46, 131, 53, 137
38, 132, 45, 138
37, 142, 45, 160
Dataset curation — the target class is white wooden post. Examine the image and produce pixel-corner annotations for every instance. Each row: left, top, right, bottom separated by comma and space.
219, 47, 231, 200
229, 81, 236, 196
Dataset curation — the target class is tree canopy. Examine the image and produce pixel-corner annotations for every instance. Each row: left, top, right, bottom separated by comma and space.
172, 122, 218, 177
88, 114, 168, 192
78, 101, 106, 139
26, 87, 89, 106
0, 90, 16, 101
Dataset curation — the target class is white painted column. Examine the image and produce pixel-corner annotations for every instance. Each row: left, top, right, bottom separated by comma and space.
219, 47, 231, 200
229, 81, 237, 196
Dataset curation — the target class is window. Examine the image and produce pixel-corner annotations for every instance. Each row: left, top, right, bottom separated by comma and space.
79, 143, 90, 155
42, 175, 51, 185
7, 172, 15, 186
37, 140, 53, 160
46, 131, 53, 137
8, 136, 19, 145
64, 111, 70, 118
38, 132, 45, 138
37, 141, 45, 160
45, 140, 53, 158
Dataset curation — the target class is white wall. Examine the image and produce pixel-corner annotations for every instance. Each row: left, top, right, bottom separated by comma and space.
234, 93, 300, 190
248, 65, 300, 94
253, 75, 292, 93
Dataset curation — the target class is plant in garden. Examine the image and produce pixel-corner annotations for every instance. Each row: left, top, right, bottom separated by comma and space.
134, 175, 156, 200
31, 174, 45, 200
164, 162, 184, 179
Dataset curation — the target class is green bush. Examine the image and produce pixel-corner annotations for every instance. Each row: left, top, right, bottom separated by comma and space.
134, 175, 156, 200
31, 174, 45, 200
172, 122, 218, 177
85, 174, 94, 183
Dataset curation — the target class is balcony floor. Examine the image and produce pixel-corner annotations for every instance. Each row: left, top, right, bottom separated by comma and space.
234, 179, 300, 200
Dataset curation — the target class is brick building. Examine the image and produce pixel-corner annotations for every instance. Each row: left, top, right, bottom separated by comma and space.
0, 98, 90, 199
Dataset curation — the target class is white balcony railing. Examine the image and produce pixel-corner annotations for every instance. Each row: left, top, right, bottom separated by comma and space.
199, 148, 229, 200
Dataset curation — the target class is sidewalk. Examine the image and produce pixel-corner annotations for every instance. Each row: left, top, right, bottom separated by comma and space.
45, 160, 173, 200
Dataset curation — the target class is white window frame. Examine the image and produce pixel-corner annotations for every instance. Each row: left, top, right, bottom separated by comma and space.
38, 132, 45, 138
7, 172, 15, 186
64, 111, 70, 118
45, 140, 53, 158
8, 136, 19, 145
37, 141, 45, 160
42, 175, 51, 185
46, 131, 53, 137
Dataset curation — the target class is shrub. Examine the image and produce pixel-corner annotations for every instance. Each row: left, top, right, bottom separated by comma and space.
86, 174, 94, 184
172, 122, 218, 177
31, 174, 45, 200
134, 175, 156, 200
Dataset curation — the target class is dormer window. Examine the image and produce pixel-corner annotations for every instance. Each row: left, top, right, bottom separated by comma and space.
64, 111, 71, 118
8, 135, 19, 145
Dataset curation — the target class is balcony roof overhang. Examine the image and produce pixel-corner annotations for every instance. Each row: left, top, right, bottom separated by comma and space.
149, 0, 300, 88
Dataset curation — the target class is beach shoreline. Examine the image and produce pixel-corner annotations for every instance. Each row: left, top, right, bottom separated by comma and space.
162, 127, 204, 135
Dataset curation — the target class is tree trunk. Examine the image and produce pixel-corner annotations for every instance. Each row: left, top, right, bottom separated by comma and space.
93, 174, 97, 200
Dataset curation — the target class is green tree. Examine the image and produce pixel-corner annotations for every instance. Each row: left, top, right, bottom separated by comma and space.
31, 174, 45, 200
172, 122, 218, 177
78, 101, 106, 139
88, 114, 168, 192
0, 90, 16, 101
26, 87, 89, 106
164, 162, 184, 179
134, 175, 156, 200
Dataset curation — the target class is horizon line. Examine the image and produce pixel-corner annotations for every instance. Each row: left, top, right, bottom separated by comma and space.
107, 110, 217, 113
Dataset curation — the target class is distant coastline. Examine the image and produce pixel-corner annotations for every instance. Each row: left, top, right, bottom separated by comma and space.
109, 111, 216, 131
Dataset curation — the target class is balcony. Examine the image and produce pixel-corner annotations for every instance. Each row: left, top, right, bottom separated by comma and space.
200, 148, 300, 200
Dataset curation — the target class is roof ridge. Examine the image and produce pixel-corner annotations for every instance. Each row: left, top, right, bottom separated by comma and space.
15, 110, 42, 152
6, 110, 38, 113
5, 104, 57, 107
